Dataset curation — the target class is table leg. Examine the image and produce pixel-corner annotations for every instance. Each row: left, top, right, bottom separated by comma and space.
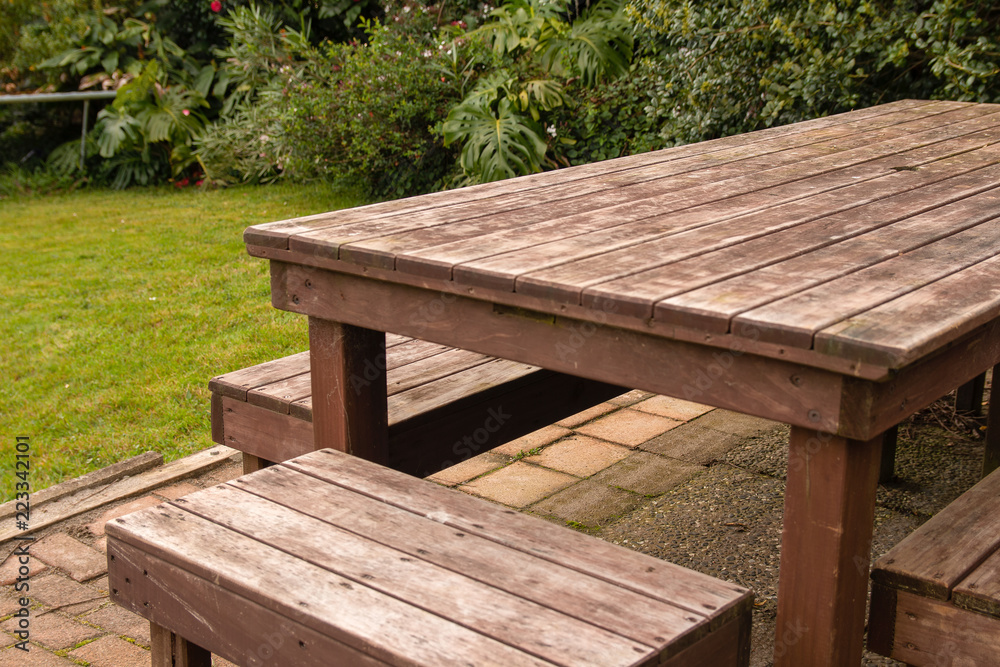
984, 363, 1000, 477
774, 427, 882, 666
308, 317, 389, 463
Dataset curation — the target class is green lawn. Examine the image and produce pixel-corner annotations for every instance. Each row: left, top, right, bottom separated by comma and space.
0, 183, 365, 500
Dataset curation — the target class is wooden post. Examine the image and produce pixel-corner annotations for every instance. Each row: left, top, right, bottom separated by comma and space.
956, 371, 986, 415
149, 623, 211, 667
879, 425, 898, 483
774, 427, 882, 666
308, 317, 389, 463
984, 364, 1000, 477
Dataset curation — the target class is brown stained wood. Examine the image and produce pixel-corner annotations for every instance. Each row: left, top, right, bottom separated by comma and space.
955, 371, 986, 415
840, 319, 1000, 441
653, 175, 1000, 335
815, 252, 1000, 367
149, 622, 174, 667
872, 589, 1000, 664
872, 467, 1000, 600
110, 541, 395, 667
221, 396, 314, 462
171, 485, 659, 666
954, 547, 1000, 619
109, 504, 560, 667
224, 467, 708, 655
245, 100, 943, 250
274, 262, 848, 433
659, 614, 751, 667
241, 454, 271, 475
773, 427, 882, 667
986, 363, 1000, 477
866, 582, 898, 657
577, 149, 1000, 322
283, 449, 752, 624
342, 105, 986, 274
308, 318, 388, 461
736, 213, 1000, 349
451, 126, 1000, 295
209, 350, 311, 401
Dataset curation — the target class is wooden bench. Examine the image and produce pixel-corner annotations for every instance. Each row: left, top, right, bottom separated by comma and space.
108, 448, 754, 666
211, 333, 626, 476
868, 467, 1000, 664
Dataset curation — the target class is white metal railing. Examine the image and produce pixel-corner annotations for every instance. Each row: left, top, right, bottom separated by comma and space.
0, 91, 118, 168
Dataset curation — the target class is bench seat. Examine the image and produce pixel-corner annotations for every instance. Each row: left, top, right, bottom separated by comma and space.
108, 448, 753, 666
868, 467, 1000, 664
211, 333, 626, 477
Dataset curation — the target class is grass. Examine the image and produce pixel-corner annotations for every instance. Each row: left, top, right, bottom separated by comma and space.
0, 182, 365, 500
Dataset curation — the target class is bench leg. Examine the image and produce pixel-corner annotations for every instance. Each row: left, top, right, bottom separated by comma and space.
774, 427, 882, 667
879, 425, 898, 484
242, 454, 274, 475
956, 371, 987, 415
308, 317, 389, 463
150, 622, 211, 667
985, 364, 1000, 477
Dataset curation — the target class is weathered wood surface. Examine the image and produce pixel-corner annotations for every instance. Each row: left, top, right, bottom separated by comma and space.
108, 449, 753, 666
212, 344, 626, 476
247, 101, 1000, 370
872, 467, 1000, 600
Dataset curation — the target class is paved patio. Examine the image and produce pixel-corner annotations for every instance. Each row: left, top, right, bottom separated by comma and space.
2, 387, 986, 666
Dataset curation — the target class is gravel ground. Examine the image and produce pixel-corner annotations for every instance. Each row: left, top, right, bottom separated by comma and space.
597, 398, 989, 666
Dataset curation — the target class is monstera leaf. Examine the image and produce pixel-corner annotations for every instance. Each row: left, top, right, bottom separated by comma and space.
93, 106, 141, 158
540, 0, 633, 86
443, 95, 547, 183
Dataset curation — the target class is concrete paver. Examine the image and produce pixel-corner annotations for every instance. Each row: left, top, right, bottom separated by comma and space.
532, 479, 644, 529
427, 452, 510, 486
25, 574, 105, 614
555, 402, 618, 428
641, 422, 743, 465
524, 435, 631, 477
0, 646, 76, 666
632, 395, 713, 421
0, 551, 48, 587
69, 634, 150, 666
461, 461, 577, 507
576, 408, 683, 446
1, 610, 101, 650
33, 533, 106, 582
591, 451, 704, 496
83, 604, 150, 645
694, 409, 780, 437
492, 424, 571, 456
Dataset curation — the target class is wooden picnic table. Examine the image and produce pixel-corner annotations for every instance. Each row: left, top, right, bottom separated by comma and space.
244, 99, 1000, 666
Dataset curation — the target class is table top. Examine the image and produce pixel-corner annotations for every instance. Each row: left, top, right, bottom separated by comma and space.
247, 100, 1000, 371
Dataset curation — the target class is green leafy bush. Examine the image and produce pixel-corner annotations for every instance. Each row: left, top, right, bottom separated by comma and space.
627, 0, 1000, 145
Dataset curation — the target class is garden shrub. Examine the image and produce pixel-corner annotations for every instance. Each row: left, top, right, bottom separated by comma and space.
625, 0, 1000, 145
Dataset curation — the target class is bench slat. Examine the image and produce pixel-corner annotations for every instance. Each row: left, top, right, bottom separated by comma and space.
871, 467, 1000, 600
231, 465, 709, 650
110, 503, 561, 667
954, 547, 1000, 619
284, 449, 751, 624
173, 482, 662, 666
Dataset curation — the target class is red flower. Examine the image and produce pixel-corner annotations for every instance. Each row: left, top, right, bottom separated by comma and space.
210, 1, 222, 12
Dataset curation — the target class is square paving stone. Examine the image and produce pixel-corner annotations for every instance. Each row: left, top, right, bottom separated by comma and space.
0, 550, 48, 587
591, 451, 705, 496
576, 409, 682, 447
82, 604, 150, 646
606, 389, 654, 407
492, 425, 571, 456
25, 574, 105, 614
69, 635, 149, 666
0, 645, 76, 666
427, 452, 510, 486
461, 461, 578, 508
524, 435, 631, 477
641, 423, 743, 465
556, 402, 618, 428
692, 409, 779, 437
1, 611, 101, 650
531, 479, 644, 529
632, 396, 714, 421
33, 534, 106, 582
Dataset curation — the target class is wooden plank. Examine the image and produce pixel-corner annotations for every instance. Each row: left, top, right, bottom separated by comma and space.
273, 262, 848, 433
652, 173, 1000, 334
225, 466, 707, 655
147, 623, 210, 667
209, 350, 311, 401
426, 116, 1000, 292
659, 614, 750, 667
735, 213, 1000, 349
175, 483, 663, 666
0, 446, 236, 543
219, 396, 313, 461
773, 427, 882, 667
109, 540, 398, 667
283, 449, 752, 625
338, 104, 991, 273
986, 363, 1000, 477
871, 466, 1000, 600
955, 371, 986, 415
307, 318, 388, 461
541, 141, 1000, 317
244, 100, 943, 249
872, 588, 1000, 664
109, 503, 561, 667
954, 546, 1000, 619
815, 252, 1000, 366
